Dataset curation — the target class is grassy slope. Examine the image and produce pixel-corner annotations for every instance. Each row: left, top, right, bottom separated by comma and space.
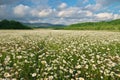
65, 19, 120, 31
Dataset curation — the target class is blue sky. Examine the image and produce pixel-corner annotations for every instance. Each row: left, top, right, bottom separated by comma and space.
0, 0, 120, 24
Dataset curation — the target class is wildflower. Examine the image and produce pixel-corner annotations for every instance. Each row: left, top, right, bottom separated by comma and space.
107, 48, 110, 51
12, 78, 17, 80
32, 73, 37, 77
75, 65, 81, 69
69, 69, 73, 74
48, 76, 53, 80
25, 59, 28, 63
4, 56, 10, 64
41, 61, 47, 65
96, 55, 100, 59
17, 55, 22, 59
116, 74, 120, 77
60, 66, 64, 70
63, 59, 67, 63
77, 71, 81, 74
79, 77, 85, 80
4, 72, 11, 78
85, 65, 88, 69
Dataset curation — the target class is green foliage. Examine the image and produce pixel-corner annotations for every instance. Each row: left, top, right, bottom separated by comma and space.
0, 19, 32, 29
65, 19, 120, 30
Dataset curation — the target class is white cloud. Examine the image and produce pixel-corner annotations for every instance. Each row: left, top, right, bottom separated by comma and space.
58, 7, 78, 17
95, 12, 113, 19
95, 12, 120, 20
58, 3, 67, 9
13, 4, 30, 17
58, 10, 73, 17
58, 7, 93, 19
86, 11, 93, 16
78, 10, 93, 17
38, 9, 52, 17
83, 0, 89, 3
31, 9, 52, 17
113, 14, 120, 19
30, 9, 38, 16
85, 4, 102, 11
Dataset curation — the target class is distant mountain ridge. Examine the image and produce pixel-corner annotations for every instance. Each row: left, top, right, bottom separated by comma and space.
24, 23, 65, 28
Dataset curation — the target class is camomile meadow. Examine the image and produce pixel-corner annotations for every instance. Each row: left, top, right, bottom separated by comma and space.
0, 30, 120, 80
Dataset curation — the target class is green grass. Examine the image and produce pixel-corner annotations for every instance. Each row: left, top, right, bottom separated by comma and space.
0, 30, 120, 80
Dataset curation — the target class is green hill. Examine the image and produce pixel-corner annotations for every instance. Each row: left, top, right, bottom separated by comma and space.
65, 19, 120, 30
0, 20, 32, 29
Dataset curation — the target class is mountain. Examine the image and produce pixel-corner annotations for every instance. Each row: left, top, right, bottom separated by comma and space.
65, 19, 120, 30
24, 23, 65, 28
0, 20, 32, 29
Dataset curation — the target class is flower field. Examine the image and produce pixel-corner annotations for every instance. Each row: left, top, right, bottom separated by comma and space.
0, 30, 120, 80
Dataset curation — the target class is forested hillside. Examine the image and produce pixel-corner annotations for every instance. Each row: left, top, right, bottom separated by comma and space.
0, 20, 32, 29
65, 19, 120, 30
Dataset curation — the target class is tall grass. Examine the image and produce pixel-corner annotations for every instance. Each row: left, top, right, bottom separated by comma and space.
0, 30, 120, 80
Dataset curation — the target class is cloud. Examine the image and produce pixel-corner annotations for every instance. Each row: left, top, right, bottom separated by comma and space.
31, 9, 53, 17
78, 10, 93, 17
85, 4, 102, 11
58, 7, 93, 18
0, 0, 120, 24
13, 4, 30, 17
30, 0, 48, 4
95, 12, 120, 20
113, 14, 120, 19
58, 3, 67, 9
58, 7, 79, 17
96, 0, 120, 6
83, 0, 89, 3
85, 0, 120, 12
38, 9, 52, 17
95, 12, 113, 19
